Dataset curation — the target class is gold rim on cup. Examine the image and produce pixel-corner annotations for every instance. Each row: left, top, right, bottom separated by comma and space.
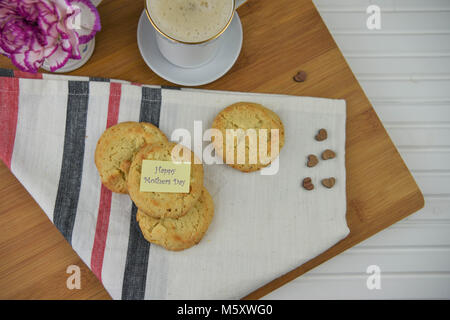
144, 0, 236, 45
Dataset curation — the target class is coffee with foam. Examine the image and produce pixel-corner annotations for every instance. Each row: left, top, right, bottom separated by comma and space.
147, 0, 234, 43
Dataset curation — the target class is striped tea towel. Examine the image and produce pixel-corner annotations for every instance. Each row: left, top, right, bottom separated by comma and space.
0, 68, 349, 299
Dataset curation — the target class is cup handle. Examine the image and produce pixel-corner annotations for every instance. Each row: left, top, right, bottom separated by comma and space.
235, 0, 248, 9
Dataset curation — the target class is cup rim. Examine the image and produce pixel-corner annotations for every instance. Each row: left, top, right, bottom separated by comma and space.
144, 0, 236, 45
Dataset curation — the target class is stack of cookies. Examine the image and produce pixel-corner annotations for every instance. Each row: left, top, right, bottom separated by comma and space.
95, 122, 214, 251
94, 102, 284, 250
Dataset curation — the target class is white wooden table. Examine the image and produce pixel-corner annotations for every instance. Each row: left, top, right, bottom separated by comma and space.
264, 0, 450, 299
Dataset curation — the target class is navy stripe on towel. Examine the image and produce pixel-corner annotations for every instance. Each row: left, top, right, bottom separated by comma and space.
121, 86, 162, 300
89, 77, 110, 82
139, 86, 162, 127
121, 204, 151, 300
53, 81, 89, 244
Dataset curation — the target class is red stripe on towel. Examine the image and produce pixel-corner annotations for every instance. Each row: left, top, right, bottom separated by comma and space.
14, 70, 43, 79
0, 77, 20, 169
91, 82, 122, 281
106, 83, 121, 128
91, 185, 113, 281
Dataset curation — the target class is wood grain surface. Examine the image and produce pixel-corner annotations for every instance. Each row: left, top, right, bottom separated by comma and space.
0, 0, 424, 300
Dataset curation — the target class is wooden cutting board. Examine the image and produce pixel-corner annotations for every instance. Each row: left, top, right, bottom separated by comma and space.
0, 0, 424, 299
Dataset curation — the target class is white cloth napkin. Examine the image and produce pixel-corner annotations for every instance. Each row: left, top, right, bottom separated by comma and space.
0, 69, 349, 299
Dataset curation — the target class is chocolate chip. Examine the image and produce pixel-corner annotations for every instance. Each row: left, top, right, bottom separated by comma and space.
293, 71, 307, 82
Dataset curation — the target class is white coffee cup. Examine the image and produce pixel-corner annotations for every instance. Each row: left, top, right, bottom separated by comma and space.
145, 0, 247, 68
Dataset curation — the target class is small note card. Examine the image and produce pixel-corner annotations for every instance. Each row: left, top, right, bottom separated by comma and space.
140, 160, 191, 193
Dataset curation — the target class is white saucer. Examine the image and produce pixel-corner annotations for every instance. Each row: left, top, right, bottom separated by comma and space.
137, 10, 243, 87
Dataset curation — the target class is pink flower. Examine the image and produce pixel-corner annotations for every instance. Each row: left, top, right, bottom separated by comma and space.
0, 0, 101, 72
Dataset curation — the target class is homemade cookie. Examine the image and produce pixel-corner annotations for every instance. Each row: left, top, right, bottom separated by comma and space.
137, 188, 214, 251
127, 142, 204, 219
211, 102, 285, 172
95, 121, 168, 193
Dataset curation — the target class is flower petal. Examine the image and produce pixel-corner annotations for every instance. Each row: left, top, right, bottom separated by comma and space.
25, 49, 45, 71
44, 44, 71, 71
61, 34, 81, 59
67, 0, 101, 44
0, 45, 10, 58
11, 52, 38, 73
43, 44, 58, 58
